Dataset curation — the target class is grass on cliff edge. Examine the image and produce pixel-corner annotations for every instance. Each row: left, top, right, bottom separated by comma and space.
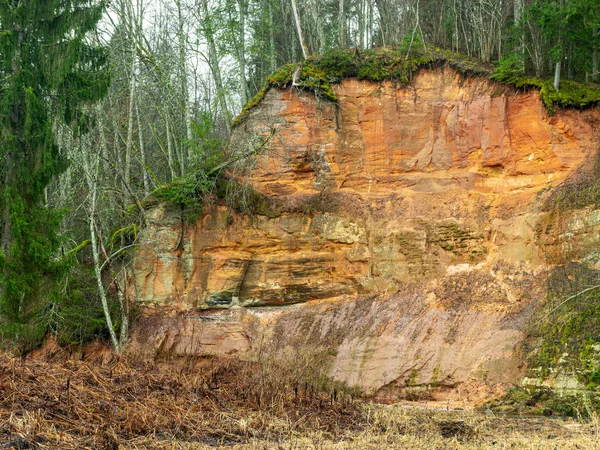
233, 45, 600, 127
232, 45, 493, 127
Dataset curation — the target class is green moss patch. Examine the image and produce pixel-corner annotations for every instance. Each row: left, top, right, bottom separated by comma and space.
232, 46, 492, 127
524, 263, 600, 390
491, 57, 600, 113
235, 45, 600, 128
511, 78, 600, 112
486, 385, 600, 418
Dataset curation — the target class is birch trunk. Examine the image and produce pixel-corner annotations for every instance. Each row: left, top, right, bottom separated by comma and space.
84, 143, 121, 353
338, 0, 345, 48
358, 0, 365, 49
593, 42, 599, 83
554, 60, 561, 92
291, 0, 309, 59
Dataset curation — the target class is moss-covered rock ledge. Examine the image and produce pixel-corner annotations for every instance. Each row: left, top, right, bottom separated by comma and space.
233, 45, 600, 127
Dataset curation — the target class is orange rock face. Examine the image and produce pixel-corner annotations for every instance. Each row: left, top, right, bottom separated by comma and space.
129, 68, 600, 402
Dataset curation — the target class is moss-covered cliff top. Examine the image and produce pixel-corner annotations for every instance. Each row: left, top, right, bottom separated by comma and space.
233, 45, 600, 127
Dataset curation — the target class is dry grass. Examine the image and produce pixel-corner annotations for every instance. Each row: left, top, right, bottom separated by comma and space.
233, 406, 600, 450
0, 350, 362, 449
1, 351, 599, 449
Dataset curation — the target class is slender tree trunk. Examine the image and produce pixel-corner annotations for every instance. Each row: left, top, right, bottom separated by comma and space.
85, 147, 121, 353
124, 55, 135, 203
453, 0, 459, 52
176, 138, 185, 176
374, 0, 388, 46
514, 0, 524, 57
135, 101, 150, 196
314, 0, 326, 53
513, 0, 522, 23
554, 60, 561, 92
593, 42, 599, 83
59, 168, 72, 210
405, 0, 420, 59
358, 0, 365, 49
90, 213, 120, 353
112, 119, 123, 200
269, 1, 277, 72
236, 0, 250, 105
365, 0, 372, 49
176, 0, 192, 171
200, 0, 232, 126
94, 221, 129, 351
338, 0, 346, 48
166, 117, 177, 180
568, 44, 573, 80
291, 0, 309, 59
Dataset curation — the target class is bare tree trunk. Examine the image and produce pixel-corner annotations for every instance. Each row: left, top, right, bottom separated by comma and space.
453, 0, 459, 52
368, 1, 373, 48
514, 0, 524, 56
124, 56, 135, 203
374, 0, 404, 46
118, 288, 128, 348
554, 61, 561, 92
405, 0, 420, 59
313, 0, 326, 53
166, 117, 177, 180
200, 0, 232, 126
135, 102, 150, 196
588, 26, 599, 82
593, 42, 599, 83
554, 17, 563, 92
269, 1, 277, 72
176, 137, 185, 176
176, 0, 192, 171
291, 0, 309, 59
237, 0, 250, 105
84, 141, 121, 353
358, 0, 365, 49
338, 0, 346, 48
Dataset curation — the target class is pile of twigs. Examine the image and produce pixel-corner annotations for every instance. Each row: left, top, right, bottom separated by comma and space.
0, 352, 364, 449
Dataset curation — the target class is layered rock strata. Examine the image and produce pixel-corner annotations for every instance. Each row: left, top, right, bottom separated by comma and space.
129, 68, 600, 401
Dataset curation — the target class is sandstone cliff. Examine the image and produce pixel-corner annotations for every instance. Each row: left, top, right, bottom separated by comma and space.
129, 67, 600, 403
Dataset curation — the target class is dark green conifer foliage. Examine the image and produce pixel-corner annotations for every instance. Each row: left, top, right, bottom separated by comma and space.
0, 1, 109, 345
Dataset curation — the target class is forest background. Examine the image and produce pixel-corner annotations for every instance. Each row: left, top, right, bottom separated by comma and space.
0, 0, 598, 353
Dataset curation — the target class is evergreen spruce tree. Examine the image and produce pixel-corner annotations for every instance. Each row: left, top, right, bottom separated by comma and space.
0, 1, 109, 347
